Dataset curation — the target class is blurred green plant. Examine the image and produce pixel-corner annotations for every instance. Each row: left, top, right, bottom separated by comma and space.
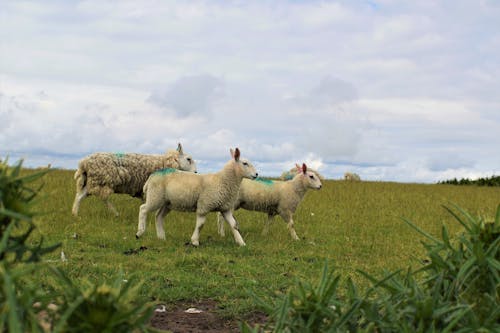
0, 159, 59, 263
1, 159, 157, 333
50, 268, 156, 333
0, 159, 59, 332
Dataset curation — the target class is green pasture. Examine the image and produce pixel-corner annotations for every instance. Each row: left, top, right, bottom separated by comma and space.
29, 169, 500, 319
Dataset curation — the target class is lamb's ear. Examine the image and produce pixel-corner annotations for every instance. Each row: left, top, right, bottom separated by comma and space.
177, 143, 183, 155
302, 163, 307, 174
234, 148, 240, 161
295, 163, 302, 173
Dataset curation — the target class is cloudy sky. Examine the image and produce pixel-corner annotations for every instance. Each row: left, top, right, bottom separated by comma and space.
1, 1, 499, 182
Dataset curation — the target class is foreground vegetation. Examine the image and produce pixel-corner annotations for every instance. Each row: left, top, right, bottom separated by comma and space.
2, 162, 500, 331
243, 203, 499, 332
1, 161, 155, 332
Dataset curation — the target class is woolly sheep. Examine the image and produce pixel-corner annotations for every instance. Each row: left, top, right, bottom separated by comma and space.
135, 148, 258, 246
280, 166, 325, 181
217, 163, 322, 240
71, 143, 197, 217
344, 172, 361, 181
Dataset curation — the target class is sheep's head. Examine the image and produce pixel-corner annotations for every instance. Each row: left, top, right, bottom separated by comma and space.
231, 148, 258, 180
296, 163, 322, 190
176, 143, 197, 173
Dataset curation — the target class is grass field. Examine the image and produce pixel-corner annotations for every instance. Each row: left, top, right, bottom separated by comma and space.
29, 168, 500, 320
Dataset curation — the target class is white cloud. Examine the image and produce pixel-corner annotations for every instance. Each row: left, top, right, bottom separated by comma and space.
148, 74, 224, 118
1, 1, 500, 182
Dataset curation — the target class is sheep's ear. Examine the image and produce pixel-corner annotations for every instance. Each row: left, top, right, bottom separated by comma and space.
302, 163, 307, 174
177, 143, 183, 155
234, 148, 240, 161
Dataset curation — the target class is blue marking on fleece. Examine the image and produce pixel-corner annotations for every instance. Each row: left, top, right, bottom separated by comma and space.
114, 152, 126, 158
153, 168, 177, 175
255, 177, 274, 186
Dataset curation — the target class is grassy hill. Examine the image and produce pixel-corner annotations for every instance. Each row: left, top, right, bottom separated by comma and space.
29, 168, 500, 318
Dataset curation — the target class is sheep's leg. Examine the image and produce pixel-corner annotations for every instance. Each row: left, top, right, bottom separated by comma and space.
217, 212, 225, 237
191, 214, 207, 246
71, 187, 88, 216
222, 211, 246, 246
100, 187, 119, 217
104, 199, 119, 217
262, 214, 275, 236
136, 203, 150, 238
284, 215, 300, 240
155, 205, 170, 240
136, 200, 163, 239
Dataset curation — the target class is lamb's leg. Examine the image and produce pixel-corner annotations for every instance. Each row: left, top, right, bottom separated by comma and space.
191, 214, 207, 246
222, 211, 246, 246
136, 203, 150, 239
262, 214, 275, 236
281, 213, 300, 240
216, 212, 225, 237
136, 199, 163, 239
155, 205, 170, 240
71, 187, 88, 216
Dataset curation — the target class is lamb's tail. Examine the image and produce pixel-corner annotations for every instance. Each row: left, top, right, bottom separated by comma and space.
142, 177, 150, 201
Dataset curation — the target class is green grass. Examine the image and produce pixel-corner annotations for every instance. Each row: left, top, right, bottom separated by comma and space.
28, 169, 500, 319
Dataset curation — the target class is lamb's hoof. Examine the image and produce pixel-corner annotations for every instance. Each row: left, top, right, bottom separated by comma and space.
191, 239, 200, 247
135, 234, 140, 240
238, 242, 246, 247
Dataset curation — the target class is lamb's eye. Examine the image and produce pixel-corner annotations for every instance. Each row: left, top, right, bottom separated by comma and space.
187, 158, 192, 163
309, 175, 314, 179
243, 162, 248, 166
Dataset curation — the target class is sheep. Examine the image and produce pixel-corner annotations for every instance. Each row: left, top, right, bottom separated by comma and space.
217, 163, 322, 240
344, 172, 361, 181
280, 166, 325, 181
135, 148, 258, 247
71, 143, 197, 217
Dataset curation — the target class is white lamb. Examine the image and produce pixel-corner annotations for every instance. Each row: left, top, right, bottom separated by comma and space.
280, 166, 325, 181
217, 163, 322, 240
135, 148, 258, 247
72, 143, 197, 217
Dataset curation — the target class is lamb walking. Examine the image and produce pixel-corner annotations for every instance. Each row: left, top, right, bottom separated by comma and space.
136, 148, 258, 246
218, 163, 322, 240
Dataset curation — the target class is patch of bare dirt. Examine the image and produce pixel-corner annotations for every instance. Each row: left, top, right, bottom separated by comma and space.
149, 300, 267, 333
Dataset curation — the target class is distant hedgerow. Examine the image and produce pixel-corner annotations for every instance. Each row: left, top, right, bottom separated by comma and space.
438, 175, 500, 187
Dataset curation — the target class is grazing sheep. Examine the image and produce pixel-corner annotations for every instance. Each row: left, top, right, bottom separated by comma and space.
344, 172, 361, 181
280, 166, 325, 181
71, 143, 197, 217
218, 163, 322, 240
136, 148, 258, 246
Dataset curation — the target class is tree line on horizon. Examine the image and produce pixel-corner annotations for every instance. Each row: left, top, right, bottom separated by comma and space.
438, 175, 500, 186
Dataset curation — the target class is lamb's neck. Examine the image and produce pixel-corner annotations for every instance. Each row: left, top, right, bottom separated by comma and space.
290, 177, 308, 198
219, 161, 243, 189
